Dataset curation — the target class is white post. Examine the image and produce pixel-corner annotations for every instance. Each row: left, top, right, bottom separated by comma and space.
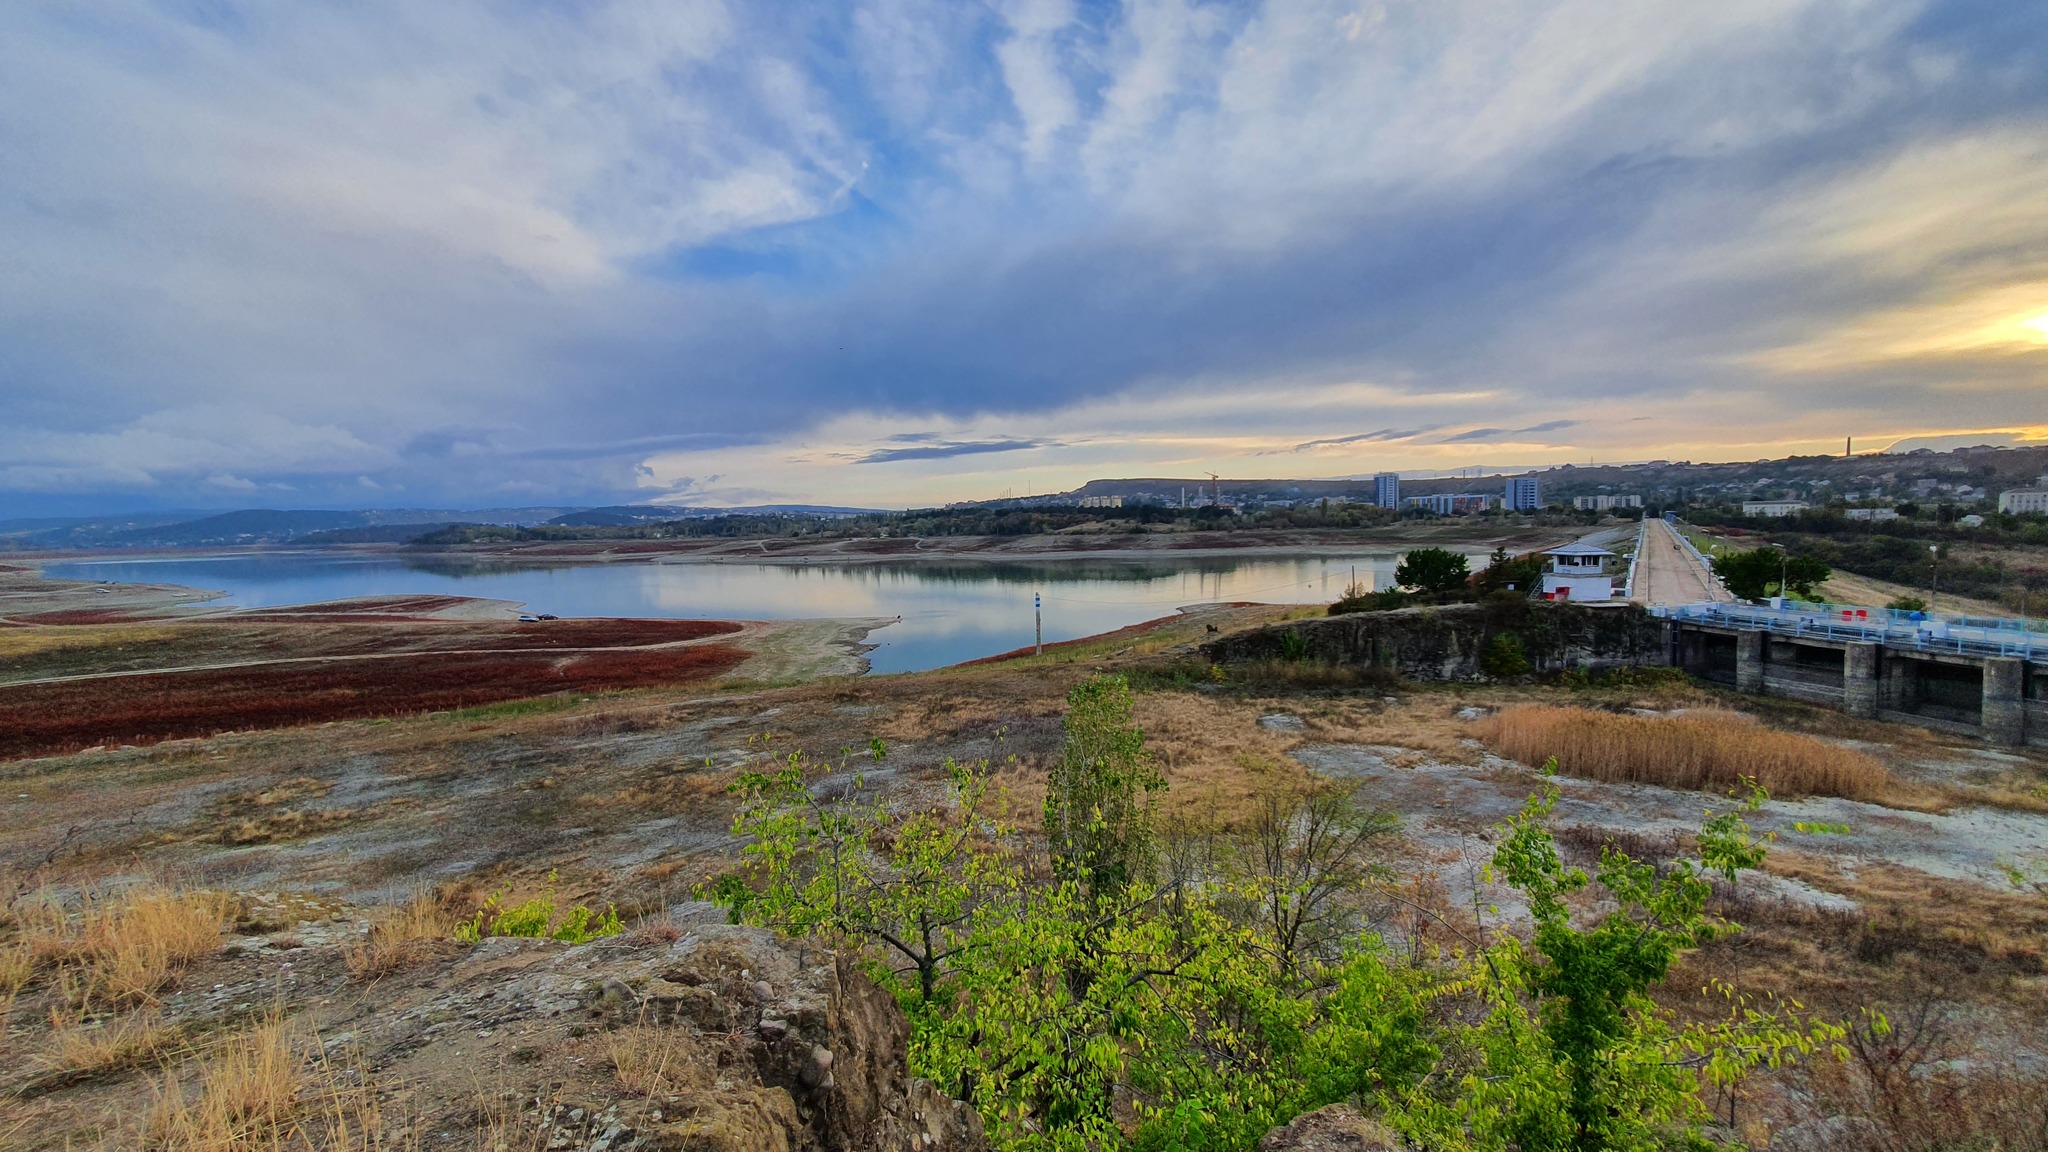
1035, 592, 1043, 656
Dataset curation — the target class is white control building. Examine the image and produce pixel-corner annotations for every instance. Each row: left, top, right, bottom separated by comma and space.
1538, 542, 1615, 602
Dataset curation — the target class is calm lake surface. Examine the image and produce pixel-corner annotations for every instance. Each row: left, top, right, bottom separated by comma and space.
46, 551, 1450, 674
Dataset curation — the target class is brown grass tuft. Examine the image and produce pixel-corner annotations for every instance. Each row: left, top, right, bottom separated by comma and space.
608, 1023, 706, 1097
345, 890, 455, 981
10, 885, 232, 1012
145, 1009, 411, 1150
30, 1009, 182, 1089
1475, 705, 1899, 801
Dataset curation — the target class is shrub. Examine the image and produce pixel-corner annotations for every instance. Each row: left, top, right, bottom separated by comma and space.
1474, 705, 1897, 800
1329, 587, 1407, 614
1394, 547, 1470, 594
1276, 630, 1310, 662
716, 693, 1853, 1152
454, 872, 623, 944
1045, 675, 1162, 907
1885, 595, 1927, 612
1481, 633, 1531, 678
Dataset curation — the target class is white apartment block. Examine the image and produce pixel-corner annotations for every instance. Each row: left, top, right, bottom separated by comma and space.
1572, 494, 1642, 511
1999, 489, 2048, 515
1742, 500, 1810, 517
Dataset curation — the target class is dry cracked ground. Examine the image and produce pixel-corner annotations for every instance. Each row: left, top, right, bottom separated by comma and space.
2, 601, 2046, 1149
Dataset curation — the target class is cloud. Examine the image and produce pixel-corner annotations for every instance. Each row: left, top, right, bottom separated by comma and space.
1438, 421, 1582, 443
1, 0, 2045, 513
1278, 428, 1437, 454
856, 438, 1047, 464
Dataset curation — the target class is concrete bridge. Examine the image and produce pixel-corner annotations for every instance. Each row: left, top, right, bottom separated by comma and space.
1661, 602, 2046, 747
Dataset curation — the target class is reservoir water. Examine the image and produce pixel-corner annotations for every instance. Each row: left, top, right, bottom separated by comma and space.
45, 551, 1449, 674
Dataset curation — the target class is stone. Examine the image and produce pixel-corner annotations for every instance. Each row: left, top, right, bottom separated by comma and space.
1258, 1104, 1404, 1151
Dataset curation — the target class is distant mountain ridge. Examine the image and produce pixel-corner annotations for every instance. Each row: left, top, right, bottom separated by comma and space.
1, 503, 890, 549
7, 441, 2044, 550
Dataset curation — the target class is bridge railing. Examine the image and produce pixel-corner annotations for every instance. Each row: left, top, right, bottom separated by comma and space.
1654, 601, 2045, 662
1667, 520, 1723, 588
1622, 518, 1646, 599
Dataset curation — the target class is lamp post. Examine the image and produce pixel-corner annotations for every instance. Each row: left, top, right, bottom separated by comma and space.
1928, 544, 1940, 616
1766, 541, 1789, 603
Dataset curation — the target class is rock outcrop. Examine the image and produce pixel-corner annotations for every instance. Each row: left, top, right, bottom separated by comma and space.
1257, 1104, 1404, 1152
1202, 599, 1669, 681
577, 923, 989, 1152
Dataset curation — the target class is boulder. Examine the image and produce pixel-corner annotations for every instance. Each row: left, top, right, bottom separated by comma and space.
594, 924, 988, 1152
1258, 1104, 1404, 1152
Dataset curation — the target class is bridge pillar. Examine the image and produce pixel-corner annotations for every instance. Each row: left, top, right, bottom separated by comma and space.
1983, 658, 2026, 747
1884, 656, 1919, 712
1844, 642, 1879, 719
1736, 630, 1765, 694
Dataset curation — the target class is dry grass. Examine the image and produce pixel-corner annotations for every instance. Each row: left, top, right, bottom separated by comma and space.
1475, 705, 1902, 802
30, 1009, 182, 1089
1, 941, 31, 1013
10, 885, 232, 1012
345, 890, 455, 981
607, 1024, 706, 1097
145, 1010, 411, 1151
1131, 692, 1318, 818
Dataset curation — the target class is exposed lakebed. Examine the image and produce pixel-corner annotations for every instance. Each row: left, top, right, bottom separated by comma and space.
46, 550, 1448, 673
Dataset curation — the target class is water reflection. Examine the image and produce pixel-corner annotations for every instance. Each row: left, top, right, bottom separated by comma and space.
45, 551, 1454, 674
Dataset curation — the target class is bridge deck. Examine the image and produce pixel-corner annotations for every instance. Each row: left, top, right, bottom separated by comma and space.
1630, 518, 1731, 606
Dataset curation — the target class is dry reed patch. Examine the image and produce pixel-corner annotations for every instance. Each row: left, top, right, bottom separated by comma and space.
144, 1010, 410, 1151
13, 886, 232, 1012
1474, 705, 1902, 802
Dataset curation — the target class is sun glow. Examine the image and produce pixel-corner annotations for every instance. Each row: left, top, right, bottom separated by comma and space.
2026, 311, 2048, 340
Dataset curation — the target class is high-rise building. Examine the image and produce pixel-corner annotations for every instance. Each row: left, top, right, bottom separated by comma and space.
1505, 475, 1542, 511
1373, 472, 1401, 509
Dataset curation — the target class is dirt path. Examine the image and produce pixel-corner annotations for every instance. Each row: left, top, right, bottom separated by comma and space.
1631, 517, 1731, 605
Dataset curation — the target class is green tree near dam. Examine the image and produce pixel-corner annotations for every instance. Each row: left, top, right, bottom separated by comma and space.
1712, 547, 1832, 602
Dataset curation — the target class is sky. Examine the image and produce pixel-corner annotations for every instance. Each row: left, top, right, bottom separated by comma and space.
2, 0, 2047, 515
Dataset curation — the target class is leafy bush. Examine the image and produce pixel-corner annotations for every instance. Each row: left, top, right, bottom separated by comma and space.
1885, 595, 1927, 612
1329, 587, 1407, 614
713, 678, 1855, 1152
1481, 632, 1531, 678
1394, 547, 1471, 594
1475, 546, 1544, 595
454, 872, 623, 944
1277, 629, 1311, 662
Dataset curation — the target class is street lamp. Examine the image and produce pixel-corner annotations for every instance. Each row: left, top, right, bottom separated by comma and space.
1766, 541, 1789, 603
1928, 544, 1940, 616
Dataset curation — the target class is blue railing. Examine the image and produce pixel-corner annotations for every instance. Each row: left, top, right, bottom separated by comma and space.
1655, 601, 2045, 662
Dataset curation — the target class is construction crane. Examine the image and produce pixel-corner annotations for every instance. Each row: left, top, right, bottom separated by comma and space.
1207, 472, 1222, 508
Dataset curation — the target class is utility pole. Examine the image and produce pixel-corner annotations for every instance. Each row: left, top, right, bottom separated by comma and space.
1035, 592, 1042, 656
